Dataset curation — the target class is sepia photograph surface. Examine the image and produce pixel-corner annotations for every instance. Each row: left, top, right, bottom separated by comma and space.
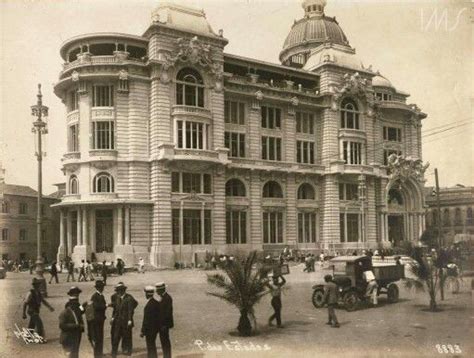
0, 0, 472, 357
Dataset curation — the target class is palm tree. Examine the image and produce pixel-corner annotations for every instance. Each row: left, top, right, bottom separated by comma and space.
404, 254, 440, 311
207, 251, 270, 336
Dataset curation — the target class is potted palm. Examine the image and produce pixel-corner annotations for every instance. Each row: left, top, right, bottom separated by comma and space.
207, 251, 270, 336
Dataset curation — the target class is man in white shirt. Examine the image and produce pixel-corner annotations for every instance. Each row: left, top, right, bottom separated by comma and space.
363, 269, 378, 305
138, 258, 145, 274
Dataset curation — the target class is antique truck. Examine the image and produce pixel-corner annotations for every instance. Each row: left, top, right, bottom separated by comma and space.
311, 256, 404, 311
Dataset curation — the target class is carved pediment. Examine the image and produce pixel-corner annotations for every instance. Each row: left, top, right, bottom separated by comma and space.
331, 72, 375, 114
387, 154, 429, 183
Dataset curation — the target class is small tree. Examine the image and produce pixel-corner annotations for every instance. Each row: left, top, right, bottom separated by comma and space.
404, 254, 440, 311
207, 251, 270, 336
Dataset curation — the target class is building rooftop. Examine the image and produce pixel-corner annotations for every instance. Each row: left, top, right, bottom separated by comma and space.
0, 182, 58, 200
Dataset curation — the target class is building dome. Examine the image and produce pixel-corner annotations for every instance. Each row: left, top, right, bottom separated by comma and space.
372, 74, 394, 88
280, 0, 350, 67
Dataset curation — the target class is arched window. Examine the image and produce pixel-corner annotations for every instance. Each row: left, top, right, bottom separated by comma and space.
466, 207, 473, 225
93, 172, 114, 193
225, 179, 246, 197
69, 175, 79, 194
1, 201, 9, 213
443, 209, 450, 226
388, 189, 403, 206
454, 208, 462, 226
263, 181, 283, 198
176, 68, 204, 107
297, 183, 315, 200
340, 98, 360, 129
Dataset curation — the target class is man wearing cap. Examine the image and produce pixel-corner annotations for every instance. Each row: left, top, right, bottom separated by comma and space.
156, 282, 173, 358
109, 282, 138, 357
140, 286, 160, 358
59, 287, 87, 357
89, 279, 107, 357
22, 277, 55, 342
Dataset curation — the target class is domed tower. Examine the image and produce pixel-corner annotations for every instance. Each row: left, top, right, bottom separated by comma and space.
280, 0, 350, 68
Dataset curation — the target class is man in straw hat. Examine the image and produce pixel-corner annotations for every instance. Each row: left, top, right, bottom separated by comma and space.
109, 282, 138, 357
155, 282, 173, 358
140, 286, 160, 358
22, 277, 55, 342
89, 279, 107, 357
59, 286, 87, 357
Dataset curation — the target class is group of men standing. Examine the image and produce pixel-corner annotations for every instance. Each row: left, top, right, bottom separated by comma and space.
23, 276, 174, 358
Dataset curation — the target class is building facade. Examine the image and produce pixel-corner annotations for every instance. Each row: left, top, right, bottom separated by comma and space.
0, 172, 60, 262
53, 0, 428, 267
425, 185, 474, 241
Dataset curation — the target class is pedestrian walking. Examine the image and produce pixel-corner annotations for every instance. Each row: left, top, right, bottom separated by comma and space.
67, 260, 76, 282
324, 274, 340, 328
109, 282, 138, 357
78, 260, 87, 282
138, 258, 145, 274
116, 259, 124, 276
86, 260, 95, 281
155, 282, 173, 358
29, 259, 34, 274
22, 278, 55, 341
89, 279, 107, 357
363, 268, 378, 306
140, 286, 160, 358
49, 261, 59, 284
266, 274, 286, 328
101, 261, 108, 285
59, 287, 87, 358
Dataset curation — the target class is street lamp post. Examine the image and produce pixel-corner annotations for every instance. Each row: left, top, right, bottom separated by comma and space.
358, 175, 367, 249
31, 84, 49, 296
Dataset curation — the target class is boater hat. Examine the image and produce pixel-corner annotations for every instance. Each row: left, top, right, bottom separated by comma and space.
155, 282, 166, 289
115, 282, 127, 290
144, 285, 155, 293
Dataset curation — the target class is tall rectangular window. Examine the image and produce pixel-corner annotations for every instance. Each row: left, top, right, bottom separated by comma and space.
226, 210, 247, 244
340, 213, 359, 242
383, 126, 402, 142
1, 228, 8, 241
296, 112, 314, 134
261, 136, 282, 161
171, 172, 212, 194
19, 203, 27, 215
225, 100, 245, 125
383, 149, 402, 165
19, 229, 27, 241
342, 141, 363, 165
176, 120, 207, 150
92, 85, 114, 107
68, 90, 79, 112
225, 132, 246, 158
172, 209, 212, 245
263, 211, 283, 243
261, 106, 281, 129
296, 141, 315, 164
68, 124, 79, 152
92, 121, 115, 149
298, 212, 316, 243
339, 183, 359, 201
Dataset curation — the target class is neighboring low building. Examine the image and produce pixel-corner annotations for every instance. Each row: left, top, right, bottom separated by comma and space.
425, 185, 474, 241
0, 180, 60, 262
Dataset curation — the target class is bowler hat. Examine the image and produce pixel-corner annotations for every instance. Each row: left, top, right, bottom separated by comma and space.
94, 279, 105, 288
67, 286, 82, 296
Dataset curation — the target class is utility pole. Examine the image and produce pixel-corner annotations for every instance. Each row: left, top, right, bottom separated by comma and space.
434, 168, 442, 248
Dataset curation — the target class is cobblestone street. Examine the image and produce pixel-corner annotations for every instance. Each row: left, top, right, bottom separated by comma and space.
0, 265, 472, 358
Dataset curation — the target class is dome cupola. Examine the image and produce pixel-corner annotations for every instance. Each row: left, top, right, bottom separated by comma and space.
280, 0, 350, 68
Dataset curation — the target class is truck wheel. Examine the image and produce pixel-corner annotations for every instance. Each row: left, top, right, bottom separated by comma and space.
387, 284, 399, 303
312, 289, 325, 308
344, 291, 359, 311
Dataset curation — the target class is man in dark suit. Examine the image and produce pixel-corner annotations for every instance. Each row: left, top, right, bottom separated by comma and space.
23, 277, 55, 341
89, 279, 107, 357
324, 274, 340, 328
59, 287, 87, 358
156, 282, 173, 358
109, 282, 138, 357
140, 286, 160, 358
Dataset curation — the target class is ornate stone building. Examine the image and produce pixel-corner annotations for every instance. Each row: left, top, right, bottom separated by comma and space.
53, 0, 428, 267
425, 185, 474, 240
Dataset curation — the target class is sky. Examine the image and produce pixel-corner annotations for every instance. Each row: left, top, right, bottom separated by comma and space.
0, 0, 472, 194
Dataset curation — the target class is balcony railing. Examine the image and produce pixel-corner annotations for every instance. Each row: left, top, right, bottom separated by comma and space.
62, 54, 145, 72
171, 105, 212, 119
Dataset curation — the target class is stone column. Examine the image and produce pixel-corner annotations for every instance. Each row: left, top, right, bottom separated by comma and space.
57, 210, 66, 261
384, 214, 389, 243
89, 209, 96, 253
82, 207, 88, 246
380, 213, 385, 242
67, 211, 73, 255
77, 208, 82, 246
117, 206, 123, 246
124, 207, 131, 245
